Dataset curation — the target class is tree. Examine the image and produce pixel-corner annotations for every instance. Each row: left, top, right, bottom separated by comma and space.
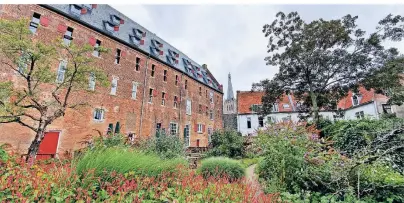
208, 129, 244, 159
0, 18, 108, 162
253, 12, 398, 124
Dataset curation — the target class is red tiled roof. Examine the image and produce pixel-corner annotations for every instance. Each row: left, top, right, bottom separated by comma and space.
337, 86, 388, 110
237, 91, 295, 114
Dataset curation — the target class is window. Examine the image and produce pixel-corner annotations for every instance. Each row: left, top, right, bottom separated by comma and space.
175, 75, 178, 86
352, 95, 360, 106
135, 57, 140, 71
88, 72, 96, 91
209, 92, 214, 103
161, 92, 166, 106
93, 108, 105, 121
197, 124, 203, 133
110, 77, 118, 95
272, 103, 279, 112
205, 90, 208, 98
258, 116, 264, 127
210, 110, 214, 120
251, 104, 262, 113
163, 70, 167, 82
267, 116, 276, 123
170, 123, 178, 136
198, 104, 202, 114
247, 117, 251, 129
92, 39, 101, 57
282, 116, 291, 122
29, 12, 41, 33
131, 82, 138, 99
208, 127, 213, 143
186, 99, 191, 115
63, 27, 74, 46
283, 104, 290, 109
174, 96, 178, 108
151, 64, 155, 77
56, 60, 67, 83
149, 88, 153, 103
383, 104, 392, 114
156, 123, 161, 130
185, 80, 188, 89
355, 111, 365, 119
199, 87, 202, 96
115, 49, 121, 64
205, 106, 209, 116
70, 4, 82, 16
184, 124, 190, 147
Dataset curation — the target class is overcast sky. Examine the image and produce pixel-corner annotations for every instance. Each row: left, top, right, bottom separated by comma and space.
111, 4, 404, 98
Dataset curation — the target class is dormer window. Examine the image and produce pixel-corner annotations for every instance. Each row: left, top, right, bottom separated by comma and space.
134, 28, 146, 38
152, 39, 163, 48
150, 47, 163, 56
82, 4, 92, 10
104, 21, 117, 33
352, 94, 360, 106
111, 15, 124, 25
70, 4, 82, 16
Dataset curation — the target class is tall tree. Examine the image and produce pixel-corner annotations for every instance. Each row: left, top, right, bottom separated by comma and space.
0, 19, 108, 162
253, 12, 398, 124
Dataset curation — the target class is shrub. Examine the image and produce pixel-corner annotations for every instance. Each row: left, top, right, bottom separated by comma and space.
135, 131, 185, 159
75, 147, 187, 179
198, 157, 245, 181
0, 143, 9, 162
240, 157, 262, 168
208, 130, 244, 159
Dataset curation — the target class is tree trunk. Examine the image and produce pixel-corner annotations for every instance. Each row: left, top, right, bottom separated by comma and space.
310, 92, 320, 126
25, 127, 45, 164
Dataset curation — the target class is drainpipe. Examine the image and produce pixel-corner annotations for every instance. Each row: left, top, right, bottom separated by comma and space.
139, 54, 150, 137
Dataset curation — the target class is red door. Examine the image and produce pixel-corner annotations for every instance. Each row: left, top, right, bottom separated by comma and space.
196, 139, 200, 147
37, 132, 60, 160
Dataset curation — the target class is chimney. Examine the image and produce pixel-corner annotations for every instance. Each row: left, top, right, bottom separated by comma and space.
202, 64, 207, 70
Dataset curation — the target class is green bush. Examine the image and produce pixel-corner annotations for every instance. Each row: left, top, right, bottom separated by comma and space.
198, 157, 245, 181
75, 147, 187, 179
207, 130, 244, 159
0, 144, 9, 162
136, 130, 185, 159
240, 157, 262, 168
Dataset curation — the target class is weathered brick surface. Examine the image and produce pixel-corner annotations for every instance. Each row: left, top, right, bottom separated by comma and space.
0, 4, 223, 155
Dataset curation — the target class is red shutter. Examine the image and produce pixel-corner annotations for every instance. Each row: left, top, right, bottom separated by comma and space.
39, 16, 50, 27
57, 24, 67, 33
92, 4, 97, 9
140, 39, 144, 45
159, 50, 164, 55
153, 90, 158, 97
194, 124, 198, 132
175, 59, 179, 64
176, 53, 179, 58
81, 8, 87, 14
121, 51, 126, 57
142, 32, 146, 37
159, 43, 163, 48
164, 93, 167, 99
202, 125, 205, 133
89, 36, 96, 46
114, 26, 119, 31
120, 19, 124, 24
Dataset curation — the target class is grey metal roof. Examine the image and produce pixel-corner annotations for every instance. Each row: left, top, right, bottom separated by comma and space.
45, 4, 222, 92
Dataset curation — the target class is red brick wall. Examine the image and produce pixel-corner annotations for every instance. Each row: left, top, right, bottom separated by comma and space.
0, 4, 223, 155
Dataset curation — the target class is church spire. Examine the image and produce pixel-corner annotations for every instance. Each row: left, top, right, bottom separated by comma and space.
227, 73, 234, 100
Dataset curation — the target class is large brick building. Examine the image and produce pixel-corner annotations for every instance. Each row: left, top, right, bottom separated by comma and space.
0, 4, 223, 156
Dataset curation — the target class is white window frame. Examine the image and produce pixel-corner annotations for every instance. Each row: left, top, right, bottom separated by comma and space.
258, 116, 264, 127
174, 96, 178, 108
115, 49, 121, 64
352, 95, 360, 106
63, 27, 73, 46
92, 40, 101, 57
149, 88, 153, 103
355, 111, 365, 119
56, 60, 67, 83
197, 124, 203, 133
209, 91, 214, 103
247, 117, 251, 129
186, 99, 192, 115
88, 72, 96, 91
272, 103, 279, 112
93, 108, 105, 122
210, 109, 214, 120
131, 82, 138, 99
110, 76, 118, 95
161, 92, 166, 106
283, 104, 290, 109
29, 13, 41, 34
170, 122, 178, 136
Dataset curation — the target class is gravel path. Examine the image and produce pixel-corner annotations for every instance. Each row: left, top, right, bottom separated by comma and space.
245, 164, 264, 197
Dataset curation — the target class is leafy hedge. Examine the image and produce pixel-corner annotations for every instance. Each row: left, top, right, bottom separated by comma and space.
207, 130, 244, 159
75, 148, 187, 179
198, 157, 245, 181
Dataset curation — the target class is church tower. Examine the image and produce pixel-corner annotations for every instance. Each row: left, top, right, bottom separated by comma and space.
223, 73, 237, 114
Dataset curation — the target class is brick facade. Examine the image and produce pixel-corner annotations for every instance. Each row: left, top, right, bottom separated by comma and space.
0, 4, 223, 155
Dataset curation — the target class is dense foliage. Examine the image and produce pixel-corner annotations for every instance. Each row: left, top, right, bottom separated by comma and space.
256, 122, 404, 202
75, 148, 187, 179
0, 157, 277, 202
253, 11, 399, 123
135, 131, 185, 159
207, 130, 244, 159
198, 157, 245, 181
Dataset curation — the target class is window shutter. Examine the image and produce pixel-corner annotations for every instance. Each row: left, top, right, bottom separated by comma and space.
194, 124, 198, 132
92, 4, 97, 8
140, 39, 145, 45
89, 36, 96, 46
202, 125, 205, 133
175, 59, 179, 64
142, 32, 146, 37
153, 90, 158, 97
114, 26, 119, 31
39, 16, 50, 27
159, 50, 164, 55
81, 8, 87, 14
121, 51, 126, 57
120, 19, 124, 24
57, 24, 67, 33
176, 53, 179, 58
159, 43, 163, 48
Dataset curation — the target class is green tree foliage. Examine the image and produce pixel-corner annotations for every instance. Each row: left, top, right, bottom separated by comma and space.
135, 130, 185, 159
207, 130, 244, 159
253, 12, 399, 124
0, 19, 108, 161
